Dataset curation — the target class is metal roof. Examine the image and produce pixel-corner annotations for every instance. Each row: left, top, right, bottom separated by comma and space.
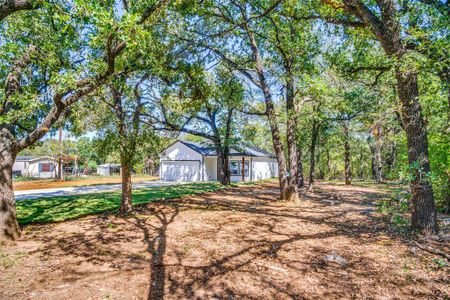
97, 164, 121, 168
15, 156, 56, 162
179, 140, 275, 158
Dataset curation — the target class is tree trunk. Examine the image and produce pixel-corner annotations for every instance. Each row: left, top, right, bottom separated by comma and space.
373, 144, 383, 183
445, 172, 450, 215
358, 150, 364, 179
308, 120, 319, 192
343, 121, 352, 185
326, 148, 331, 179
216, 147, 230, 185
57, 157, 63, 180
396, 68, 437, 234
441, 71, 449, 214
286, 77, 299, 199
245, 27, 295, 201
266, 96, 295, 200
296, 146, 304, 188
372, 124, 383, 183
338, 0, 438, 233
446, 76, 450, 214
317, 138, 325, 180
0, 132, 21, 241
385, 141, 397, 176
370, 144, 376, 180
120, 159, 133, 214
58, 127, 63, 180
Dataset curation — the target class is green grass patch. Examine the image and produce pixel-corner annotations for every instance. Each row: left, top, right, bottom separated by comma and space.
12, 176, 40, 182
17, 182, 223, 225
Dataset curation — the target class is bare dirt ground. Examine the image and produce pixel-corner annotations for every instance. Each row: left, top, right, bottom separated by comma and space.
1, 181, 448, 300
13, 176, 158, 191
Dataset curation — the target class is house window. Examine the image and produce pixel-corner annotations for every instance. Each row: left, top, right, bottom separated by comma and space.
39, 163, 53, 172
230, 161, 239, 176
243, 161, 249, 176
229, 160, 249, 176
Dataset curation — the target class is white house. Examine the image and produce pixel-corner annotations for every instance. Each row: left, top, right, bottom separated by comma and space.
13, 156, 57, 178
159, 140, 278, 182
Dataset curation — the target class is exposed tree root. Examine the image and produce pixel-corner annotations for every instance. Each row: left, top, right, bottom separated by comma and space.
414, 241, 450, 260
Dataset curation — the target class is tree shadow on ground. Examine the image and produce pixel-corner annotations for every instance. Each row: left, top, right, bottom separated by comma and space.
127, 204, 179, 300
25, 181, 448, 299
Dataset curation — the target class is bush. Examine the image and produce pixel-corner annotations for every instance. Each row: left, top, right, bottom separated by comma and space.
378, 190, 411, 228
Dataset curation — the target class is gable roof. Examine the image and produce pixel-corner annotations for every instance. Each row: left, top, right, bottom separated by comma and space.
178, 141, 216, 156
176, 140, 275, 158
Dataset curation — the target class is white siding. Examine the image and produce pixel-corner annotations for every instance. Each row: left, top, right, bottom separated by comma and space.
160, 142, 203, 161
12, 161, 27, 173
160, 142, 203, 181
252, 157, 278, 181
160, 161, 201, 181
204, 157, 217, 181
13, 158, 57, 178
27, 160, 57, 178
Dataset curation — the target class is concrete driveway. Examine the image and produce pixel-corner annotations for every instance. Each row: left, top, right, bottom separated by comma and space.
14, 180, 188, 201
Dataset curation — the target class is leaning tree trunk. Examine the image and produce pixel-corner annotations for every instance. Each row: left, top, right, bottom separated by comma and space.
266, 100, 295, 200
396, 68, 437, 233
262, 88, 295, 200
286, 79, 299, 200
0, 132, 21, 241
245, 27, 295, 201
343, 121, 352, 186
119, 158, 133, 214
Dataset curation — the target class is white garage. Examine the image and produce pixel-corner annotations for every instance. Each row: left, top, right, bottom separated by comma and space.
159, 140, 278, 182
160, 160, 201, 181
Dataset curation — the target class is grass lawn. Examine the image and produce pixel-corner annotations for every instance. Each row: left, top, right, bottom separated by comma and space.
17, 182, 224, 225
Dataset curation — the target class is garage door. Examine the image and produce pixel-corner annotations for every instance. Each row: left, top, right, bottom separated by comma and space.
161, 161, 201, 181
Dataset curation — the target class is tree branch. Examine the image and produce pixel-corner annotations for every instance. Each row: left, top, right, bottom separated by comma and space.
0, 0, 38, 21
237, 107, 268, 116
15, 1, 168, 151
290, 14, 366, 28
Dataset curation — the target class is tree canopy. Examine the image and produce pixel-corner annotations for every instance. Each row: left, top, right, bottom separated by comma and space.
0, 0, 448, 240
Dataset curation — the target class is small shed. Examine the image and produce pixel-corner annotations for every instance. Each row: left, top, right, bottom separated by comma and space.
96, 164, 121, 176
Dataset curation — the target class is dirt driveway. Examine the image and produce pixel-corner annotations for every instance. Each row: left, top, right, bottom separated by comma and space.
13, 176, 158, 191
1, 181, 448, 299
14, 180, 188, 201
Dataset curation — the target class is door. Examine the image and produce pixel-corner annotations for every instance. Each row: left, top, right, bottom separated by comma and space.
161, 161, 201, 181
